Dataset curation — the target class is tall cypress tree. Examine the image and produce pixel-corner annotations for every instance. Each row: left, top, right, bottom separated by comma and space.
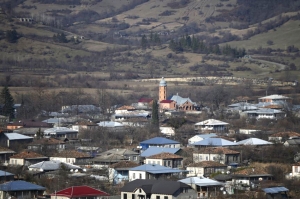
151, 99, 159, 128
0, 86, 15, 120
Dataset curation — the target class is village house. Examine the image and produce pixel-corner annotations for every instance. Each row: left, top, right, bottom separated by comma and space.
236, 138, 273, 146
192, 138, 237, 149
145, 152, 183, 169
0, 133, 33, 148
0, 146, 15, 164
186, 161, 227, 177
139, 137, 181, 151
72, 120, 99, 133
128, 164, 187, 181
159, 100, 176, 111
231, 167, 273, 191
92, 148, 140, 167
27, 137, 66, 152
0, 180, 46, 199
290, 162, 300, 178
0, 170, 14, 182
268, 131, 300, 143
50, 186, 109, 199
243, 108, 285, 120
193, 147, 240, 165
194, 119, 229, 132
50, 150, 92, 165
188, 134, 217, 145
44, 127, 78, 140
120, 179, 195, 199
179, 177, 224, 198
9, 150, 48, 166
258, 94, 291, 104
6, 119, 52, 130
108, 161, 140, 185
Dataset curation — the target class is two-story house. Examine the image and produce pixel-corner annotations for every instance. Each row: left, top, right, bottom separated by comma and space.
9, 150, 48, 166
145, 152, 183, 169
193, 147, 240, 165
187, 161, 227, 177
50, 150, 92, 165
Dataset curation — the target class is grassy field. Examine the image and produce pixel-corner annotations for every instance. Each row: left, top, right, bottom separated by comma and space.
225, 20, 300, 50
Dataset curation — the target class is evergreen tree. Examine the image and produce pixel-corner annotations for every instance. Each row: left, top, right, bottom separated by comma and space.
151, 99, 159, 128
5, 29, 18, 43
141, 34, 148, 49
0, 86, 14, 120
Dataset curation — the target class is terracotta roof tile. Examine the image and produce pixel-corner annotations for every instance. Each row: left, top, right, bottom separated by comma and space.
109, 161, 140, 168
138, 98, 153, 103
10, 150, 47, 159
187, 161, 226, 167
270, 131, 300, 137
147, 152, 183, 159
196, 147, 240, 155
52, 150, 91, 158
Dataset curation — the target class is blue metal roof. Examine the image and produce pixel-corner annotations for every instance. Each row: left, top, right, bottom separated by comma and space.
140, 137, 179, 145
130, 164, 186, 174
4, 133, 33, 140
192, 138, 236, 146
263, 186, 288, 194
0, 180, 46, 191
140, 147, 181, 157
0, 170, 14, 177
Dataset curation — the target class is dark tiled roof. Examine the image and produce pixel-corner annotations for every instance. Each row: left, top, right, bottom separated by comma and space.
7, 120, 52, 128
187, 161, 226, 167
271, 131, 300, 137
52, 150, 91, 158
0, 146, 15, 154
160, 100, 174, 103
121, 179, 189, 195
234, 167, 270, 176
109, 161, 139, 168
138, 98, 153, 103
147, 152, 182, 159
29, 138, 65, 145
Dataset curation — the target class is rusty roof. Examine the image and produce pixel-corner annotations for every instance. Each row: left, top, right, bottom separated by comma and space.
116, 105, 136, 110
10, 150, 47, 159
29, 138, 65, 145
109, 161, 140, 168
0, 146, 16, 153
147, 152, 183, 159
270, 131, 300, 137
187, 161, 226, 167
52, 150, 91, 158
195, 147, 240, 155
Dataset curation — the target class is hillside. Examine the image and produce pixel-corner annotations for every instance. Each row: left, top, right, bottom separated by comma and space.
0, 0, 300, 90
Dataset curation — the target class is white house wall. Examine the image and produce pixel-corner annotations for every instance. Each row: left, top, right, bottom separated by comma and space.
129, 171, 146, 181
50, 157, 76, 164
186, 166, 204, 177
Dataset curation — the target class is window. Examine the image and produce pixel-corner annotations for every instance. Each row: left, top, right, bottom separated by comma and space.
139, 189, 142, 193
199, 155, 202, 161
132, 194, 135, 199
164, 196, 168, 199
206, 156, 208, 160
123, 193, 127, 199
156, 196, 160, 199
133, 156, 137, 161
139, 173, 142, 179
133, 173, 135, 179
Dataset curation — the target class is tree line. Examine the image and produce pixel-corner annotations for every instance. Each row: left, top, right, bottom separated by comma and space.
169, 35, 246, 58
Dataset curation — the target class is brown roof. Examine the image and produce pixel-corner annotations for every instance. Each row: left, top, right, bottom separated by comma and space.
52, 150, 91, 158
196, 147, 240, 155
116, 105, 135, 110
234, 167, 269, 175
187, 161, 226, 168
29, 138, 65, 145
270, 131, 300, 137
109, 161, 140, 168
0, 146, 16, 153
10, 150, 47, 159
147, 152, 183, 159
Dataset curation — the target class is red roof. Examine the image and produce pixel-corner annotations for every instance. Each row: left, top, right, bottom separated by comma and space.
51, 186, 110, 198
160, 100, 173, 103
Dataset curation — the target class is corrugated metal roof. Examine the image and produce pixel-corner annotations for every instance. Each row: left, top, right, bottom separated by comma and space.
140, 147, 181, 157
4, 133, 33, 140
140, 137, 179, 145
51, 186, 109, 197
237, 138, 273, 146
28, 160, 81, 171
179, 177, 224, 186
0, 180, 46, 191
195, 119, 229, 126
0, 170, 14, 177
192, 138, 236, 146
130, 164, 186, 174
262, 186, 288, 194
